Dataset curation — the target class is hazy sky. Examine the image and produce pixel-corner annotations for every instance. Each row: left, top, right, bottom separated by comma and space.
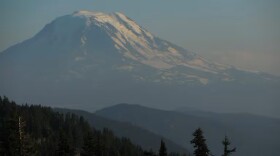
0, 0, 279, 75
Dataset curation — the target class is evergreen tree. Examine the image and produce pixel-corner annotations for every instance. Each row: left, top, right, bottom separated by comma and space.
222, 136, 236, 156
159, 139, 167, 156
94, 131, 102, 156
18, 116, 36, 156
190, 128, 210, 156
18, 116, 26, 155
56, 130, 74, 156
4, 115, 36, 156
7, 115, 21, 156
81, 131, 95, 156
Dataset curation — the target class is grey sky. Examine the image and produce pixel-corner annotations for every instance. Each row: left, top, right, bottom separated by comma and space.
0, 0, 279, 75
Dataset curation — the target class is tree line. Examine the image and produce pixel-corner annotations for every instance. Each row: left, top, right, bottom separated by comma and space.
0, 96, 235, 156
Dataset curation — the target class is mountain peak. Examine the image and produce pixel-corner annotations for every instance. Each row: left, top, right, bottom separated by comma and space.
72, 10, 131, 26
1, 10, 273, 86
71, 10, 146, 37
72, 10, 126, 17
73, 10, 108, 17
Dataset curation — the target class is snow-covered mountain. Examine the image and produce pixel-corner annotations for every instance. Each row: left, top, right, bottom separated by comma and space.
0, 11, 279, 117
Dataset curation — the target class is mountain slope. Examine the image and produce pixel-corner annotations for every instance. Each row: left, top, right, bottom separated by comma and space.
96, 104, 280, 156
0, 10, 279, 117
56, 108, 188, 153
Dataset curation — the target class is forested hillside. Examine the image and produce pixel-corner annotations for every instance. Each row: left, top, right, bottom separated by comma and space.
0, 96, 186, 156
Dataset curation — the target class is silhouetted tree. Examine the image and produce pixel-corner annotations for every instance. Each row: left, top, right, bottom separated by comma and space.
190, 128, 210, 156
81, 131, 95, 156
56, 130, 74, 156
7, 115, 21, 156
4, 114, 36, 156
159, 139, 167, 156
18, 116, 36, 156
222, 136, 236, 156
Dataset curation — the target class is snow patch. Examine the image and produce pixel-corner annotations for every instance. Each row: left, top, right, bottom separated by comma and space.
168, 47, 181, 57
80, 36, 87, 46
142, 59, 173, 69
115, 12, 142, 34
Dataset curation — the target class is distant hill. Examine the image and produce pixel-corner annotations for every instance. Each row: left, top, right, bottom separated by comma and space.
56, 108, 188, 153
96, 103, 280, 156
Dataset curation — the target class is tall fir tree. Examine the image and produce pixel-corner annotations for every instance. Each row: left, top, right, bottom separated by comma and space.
56, 129, 74, 156
7, 115, 21, 156
5, 115, 35, 156
81, 131, 95, 156
222, 136, 236, 156
18, 116, 36, 156
159, 139, 167, 156
190, 128, 210, 156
